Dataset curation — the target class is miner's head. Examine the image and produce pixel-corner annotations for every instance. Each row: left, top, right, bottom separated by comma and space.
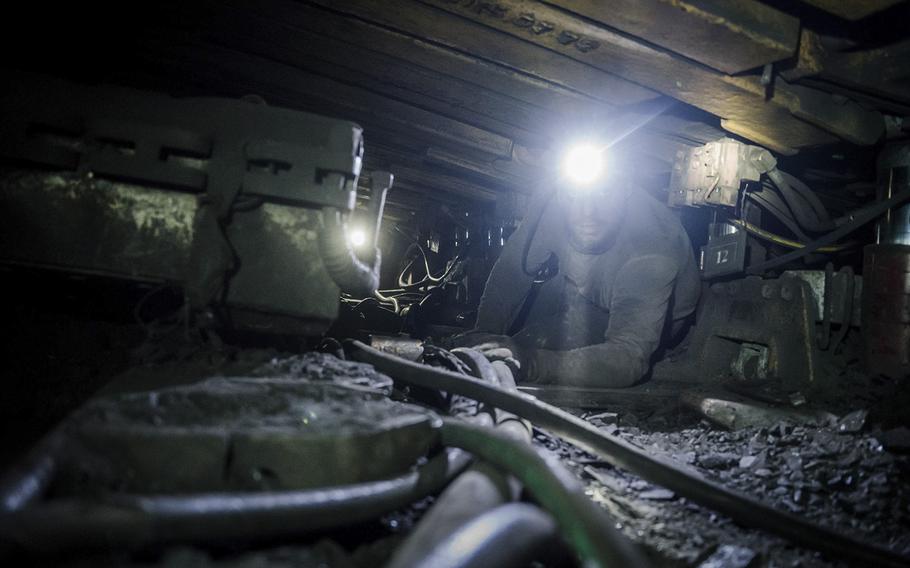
557, 171, 629, 254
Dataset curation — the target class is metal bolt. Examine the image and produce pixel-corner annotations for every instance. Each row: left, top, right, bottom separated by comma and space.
761, 284, 774, 299
780, 286, 793, 301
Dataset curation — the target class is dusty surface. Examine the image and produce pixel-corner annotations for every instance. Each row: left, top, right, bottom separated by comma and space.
13, 351, 910, 567
53, 353, 435, 494
533, 394, 910, 567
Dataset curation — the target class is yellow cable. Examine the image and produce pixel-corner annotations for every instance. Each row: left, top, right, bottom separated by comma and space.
728, 219, 848, 253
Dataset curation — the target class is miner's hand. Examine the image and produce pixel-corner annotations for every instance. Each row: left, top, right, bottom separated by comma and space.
446, 331, 532, 379
446, 330, 508, 349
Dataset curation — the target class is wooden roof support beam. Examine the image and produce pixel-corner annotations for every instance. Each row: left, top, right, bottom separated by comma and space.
196, 2, 554, 147
546, 0, 800, 74
136, 39, 515, 160
415, 0, 882, 152
301, 0, 658, 107
782, 29, 910, 106
797, 0, 905, 20
219, 0, 722, 151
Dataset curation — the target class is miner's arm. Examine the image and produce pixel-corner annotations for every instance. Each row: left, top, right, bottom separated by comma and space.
531, 255, 678, 387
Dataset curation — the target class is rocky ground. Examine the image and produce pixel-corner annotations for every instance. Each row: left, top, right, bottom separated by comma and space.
535, 407, 910, 567
12, 348, 910, 568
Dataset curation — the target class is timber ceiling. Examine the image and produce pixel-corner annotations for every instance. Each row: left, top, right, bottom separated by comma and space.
3, 0, 909, 218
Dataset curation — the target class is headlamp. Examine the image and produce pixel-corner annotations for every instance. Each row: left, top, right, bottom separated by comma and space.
561, 143, 607, 189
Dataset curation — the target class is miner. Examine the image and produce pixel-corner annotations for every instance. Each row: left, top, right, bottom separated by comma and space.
453, 145, 700, 387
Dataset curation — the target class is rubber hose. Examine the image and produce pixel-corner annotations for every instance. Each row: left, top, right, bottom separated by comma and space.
388, 349, 526, 568
451, 347, 504, 425
747, 185, 910, 274
749, 189, 812, 242
438, 418, 647, 568
319, 207, 381, 297
0, 448, 470, 551
778, 170, 832, 224
407, 503, 562, 568
348, 340, 908, 568
768, 169, 835, 233
728, 219, 846, 253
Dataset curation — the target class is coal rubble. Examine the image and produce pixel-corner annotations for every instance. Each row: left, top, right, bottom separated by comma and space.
534, 409, 910, 567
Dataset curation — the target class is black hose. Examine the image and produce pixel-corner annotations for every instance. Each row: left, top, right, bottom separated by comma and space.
0, 448, 470, 551
778, 170, 832, 225
747, 185, 910, 274
348, 340, 908, 568
767, 169, 835, 233
407, 503, 562, 568
388, 349, 528, 568
748, 189, 812, 242
438, 418, 647, 568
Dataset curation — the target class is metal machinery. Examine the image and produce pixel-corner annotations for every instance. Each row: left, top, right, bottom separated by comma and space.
667, 138, 876, 390
864, 142, 910, 377
0, 73, 392, 336
0, 1, 908, 565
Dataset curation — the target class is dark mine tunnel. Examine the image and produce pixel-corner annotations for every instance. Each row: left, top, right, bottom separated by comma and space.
2, 1, 910, 566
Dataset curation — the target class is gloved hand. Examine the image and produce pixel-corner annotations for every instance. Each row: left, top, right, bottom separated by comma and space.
472, 337, 521, 362
446, 332, 534, 380
445, 329, 511, 350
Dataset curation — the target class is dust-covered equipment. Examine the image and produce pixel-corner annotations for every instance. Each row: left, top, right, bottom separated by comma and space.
668, 138, 833, 388
668, 137, 842, 279
0, 73, 392, 335
669, 137, 777, 209
681, 275, 820, 390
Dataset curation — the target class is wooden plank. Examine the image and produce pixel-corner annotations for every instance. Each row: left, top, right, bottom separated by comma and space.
134, 38, 516, 160
411, 0, 853, 153
217, 0, 595, 116
549, 0, 799, 74
797, 0, 904, 20
194, 2, 554, 147
364, 150, 501, 202
220, 0, 720, 151
300, 0, 658, 107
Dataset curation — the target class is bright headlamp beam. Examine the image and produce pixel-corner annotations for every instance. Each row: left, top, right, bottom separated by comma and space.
348, 227, 367, 249
561, 144, 606, 188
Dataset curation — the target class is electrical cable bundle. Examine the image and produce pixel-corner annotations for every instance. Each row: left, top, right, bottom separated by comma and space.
736, 168, 855, 258
341, 241, 461, 315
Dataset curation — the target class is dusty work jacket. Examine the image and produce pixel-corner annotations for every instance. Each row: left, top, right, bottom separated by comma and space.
475, 188, 700, 387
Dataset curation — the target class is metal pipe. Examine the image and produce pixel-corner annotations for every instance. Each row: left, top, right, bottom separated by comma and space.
0, 448, 469, 551
407, 503, 562, 568
877, 143, 910, 245
348, 340, 909, 568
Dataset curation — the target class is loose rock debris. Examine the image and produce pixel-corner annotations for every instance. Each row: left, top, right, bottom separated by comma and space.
533, 405, 910, 566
